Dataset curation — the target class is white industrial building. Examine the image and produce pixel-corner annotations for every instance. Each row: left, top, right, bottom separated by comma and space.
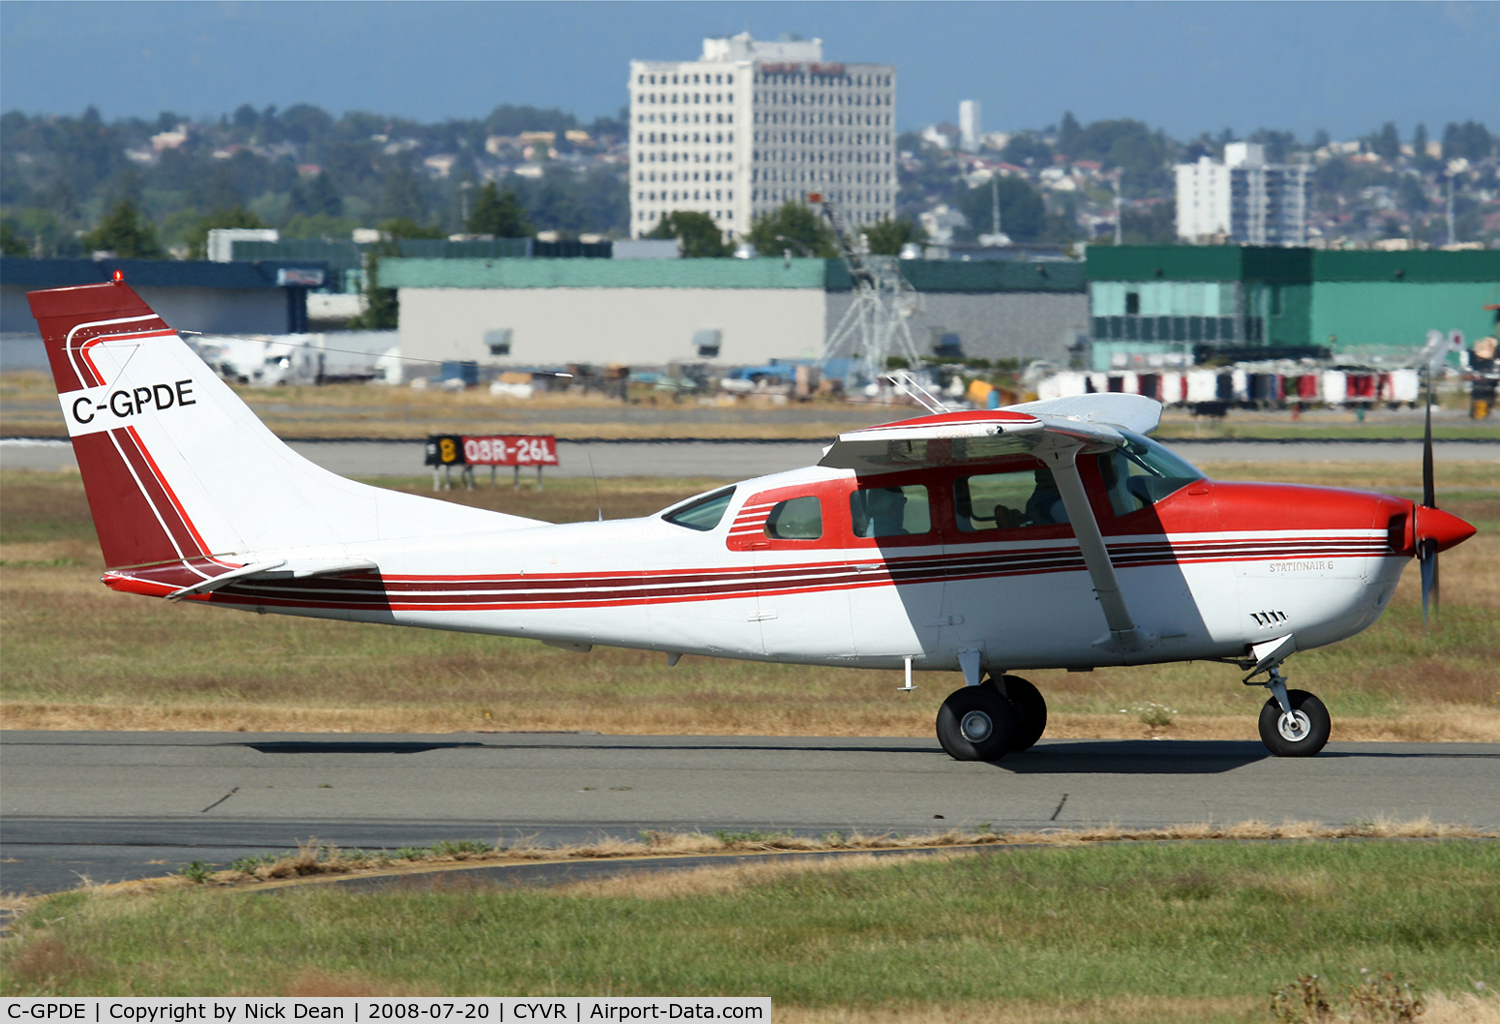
1175, 142, 1312, 246
380, 257, 1087, 371
958, 100, 981, 152
628, 33, 897, 239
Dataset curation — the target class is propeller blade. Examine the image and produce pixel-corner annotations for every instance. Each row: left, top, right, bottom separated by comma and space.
1432, 547, 1441, 618
1419, 539, 1436, 632
1419, 364, 1438, 632
1422, 366, 1436, 509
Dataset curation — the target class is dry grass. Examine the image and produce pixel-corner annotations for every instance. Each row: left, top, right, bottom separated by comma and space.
2, 462, 1497, 739
774, 997, 1263, 1024
772, 991, 1500, 1024
1, 937, 97, 990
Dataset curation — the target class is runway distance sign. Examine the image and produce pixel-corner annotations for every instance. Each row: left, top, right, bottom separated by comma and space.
462, 435, 559, 467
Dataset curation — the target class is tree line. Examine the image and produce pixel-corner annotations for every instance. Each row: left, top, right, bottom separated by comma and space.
0, 103, 629, 257
3, 102, 1493, 258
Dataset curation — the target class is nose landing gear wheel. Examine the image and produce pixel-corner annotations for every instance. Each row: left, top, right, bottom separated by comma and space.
937, 685, 1019, 761
1257, 689, 1331, 757
996, 674, 1047, 752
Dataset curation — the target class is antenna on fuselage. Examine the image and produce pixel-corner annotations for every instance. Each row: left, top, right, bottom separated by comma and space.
884, 370, 951, 414
586, 449, 603, 521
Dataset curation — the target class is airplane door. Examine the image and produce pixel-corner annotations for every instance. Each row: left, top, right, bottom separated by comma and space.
943, 465, 1091, 667
844, 481, 943, 662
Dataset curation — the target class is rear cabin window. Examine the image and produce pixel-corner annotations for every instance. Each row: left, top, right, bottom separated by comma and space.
850, 484, 930, 538
663, 487, 736, 531
1100, 431, 1206, 517
765, 495, 822, 539
954, 468, 1069, 530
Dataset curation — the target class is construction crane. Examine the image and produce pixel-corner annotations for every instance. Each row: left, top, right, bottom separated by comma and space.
807, 192, 924, 386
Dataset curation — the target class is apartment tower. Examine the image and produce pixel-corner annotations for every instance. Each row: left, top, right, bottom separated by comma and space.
1175, 142, 1312, 246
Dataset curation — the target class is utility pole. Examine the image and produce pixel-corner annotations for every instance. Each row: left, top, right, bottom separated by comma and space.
1113, 174, 1123, 246
1446, 175, 1455, 247
459, 180, 474, 227
991, 175, 1002, 239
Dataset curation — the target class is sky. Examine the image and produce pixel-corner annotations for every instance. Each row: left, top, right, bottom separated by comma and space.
1, 1, 1496, 141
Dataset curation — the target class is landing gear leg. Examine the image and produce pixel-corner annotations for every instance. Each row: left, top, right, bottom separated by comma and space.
1243, 640, 1330, 757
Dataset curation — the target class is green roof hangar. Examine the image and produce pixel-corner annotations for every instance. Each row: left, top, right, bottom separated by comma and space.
1085, 246, 1500, 370
380, 256, 1090, 370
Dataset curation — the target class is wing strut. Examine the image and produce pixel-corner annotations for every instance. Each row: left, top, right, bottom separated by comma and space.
1037, 445, 1154, 654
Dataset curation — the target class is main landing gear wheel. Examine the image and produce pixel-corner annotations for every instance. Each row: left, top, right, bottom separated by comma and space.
1257, 689, 1331, 757
997, 675, 1048, 752
937, 685, 1019, 761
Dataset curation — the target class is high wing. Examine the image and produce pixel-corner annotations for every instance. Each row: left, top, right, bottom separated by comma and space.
818, 393, 1162, 475
820, 393, 1167, 656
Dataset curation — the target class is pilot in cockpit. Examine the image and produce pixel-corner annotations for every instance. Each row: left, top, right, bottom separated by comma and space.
1025, 468, 1069, 525
862, 486, 910, 536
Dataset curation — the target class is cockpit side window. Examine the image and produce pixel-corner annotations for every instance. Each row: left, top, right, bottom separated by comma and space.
764, 495, 823, 540
662, 487, 736, 531
954, 468, 1068, 530
850, 484, 930, 538
1102, 431, 1206, 517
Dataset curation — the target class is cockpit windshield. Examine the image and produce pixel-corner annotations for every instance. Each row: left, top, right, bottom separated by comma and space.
661, 487, 736, 531
1101, 431, 1206, 516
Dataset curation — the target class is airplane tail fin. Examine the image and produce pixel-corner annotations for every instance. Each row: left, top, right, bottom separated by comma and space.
28, 280, 540, 571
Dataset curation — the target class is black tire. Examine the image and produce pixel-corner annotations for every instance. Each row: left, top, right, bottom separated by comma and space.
997, 675, 1047, 752
1257, 689, 1331, 757
936, 685, 1018, 761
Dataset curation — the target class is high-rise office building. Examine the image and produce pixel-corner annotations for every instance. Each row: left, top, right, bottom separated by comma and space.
1175, 142, 1312, 246
628, 33, 897, 239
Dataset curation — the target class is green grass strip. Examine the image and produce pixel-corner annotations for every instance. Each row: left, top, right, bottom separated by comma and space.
4, 840, 1497, 1015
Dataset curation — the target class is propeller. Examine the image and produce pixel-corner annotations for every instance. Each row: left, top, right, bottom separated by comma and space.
1418, 369, 1438, 630
1413, 355, 1479, 631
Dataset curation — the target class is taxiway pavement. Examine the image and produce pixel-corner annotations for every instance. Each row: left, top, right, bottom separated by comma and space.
3, 731, 1496, 894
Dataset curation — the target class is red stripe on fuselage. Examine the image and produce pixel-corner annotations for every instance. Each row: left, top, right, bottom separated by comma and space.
148, 534, 1392, 614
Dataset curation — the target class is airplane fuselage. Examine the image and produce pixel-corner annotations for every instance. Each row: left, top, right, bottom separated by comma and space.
108, 460, 1414, 676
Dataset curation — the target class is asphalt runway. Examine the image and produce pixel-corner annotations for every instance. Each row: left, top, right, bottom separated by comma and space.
3, 730, 1497, 895
3, 437, 1496, 479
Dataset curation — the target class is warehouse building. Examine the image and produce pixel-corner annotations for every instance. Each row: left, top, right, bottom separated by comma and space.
382, 257, 1087, 370
1085, 245, 1500, 368
0, 256, 330, 337
826, 259, 1087, 365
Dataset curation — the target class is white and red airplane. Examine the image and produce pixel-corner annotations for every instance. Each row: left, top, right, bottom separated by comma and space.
28, 279, 1477, 759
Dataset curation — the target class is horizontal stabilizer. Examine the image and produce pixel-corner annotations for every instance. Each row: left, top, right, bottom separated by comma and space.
165, 557, 381, 601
